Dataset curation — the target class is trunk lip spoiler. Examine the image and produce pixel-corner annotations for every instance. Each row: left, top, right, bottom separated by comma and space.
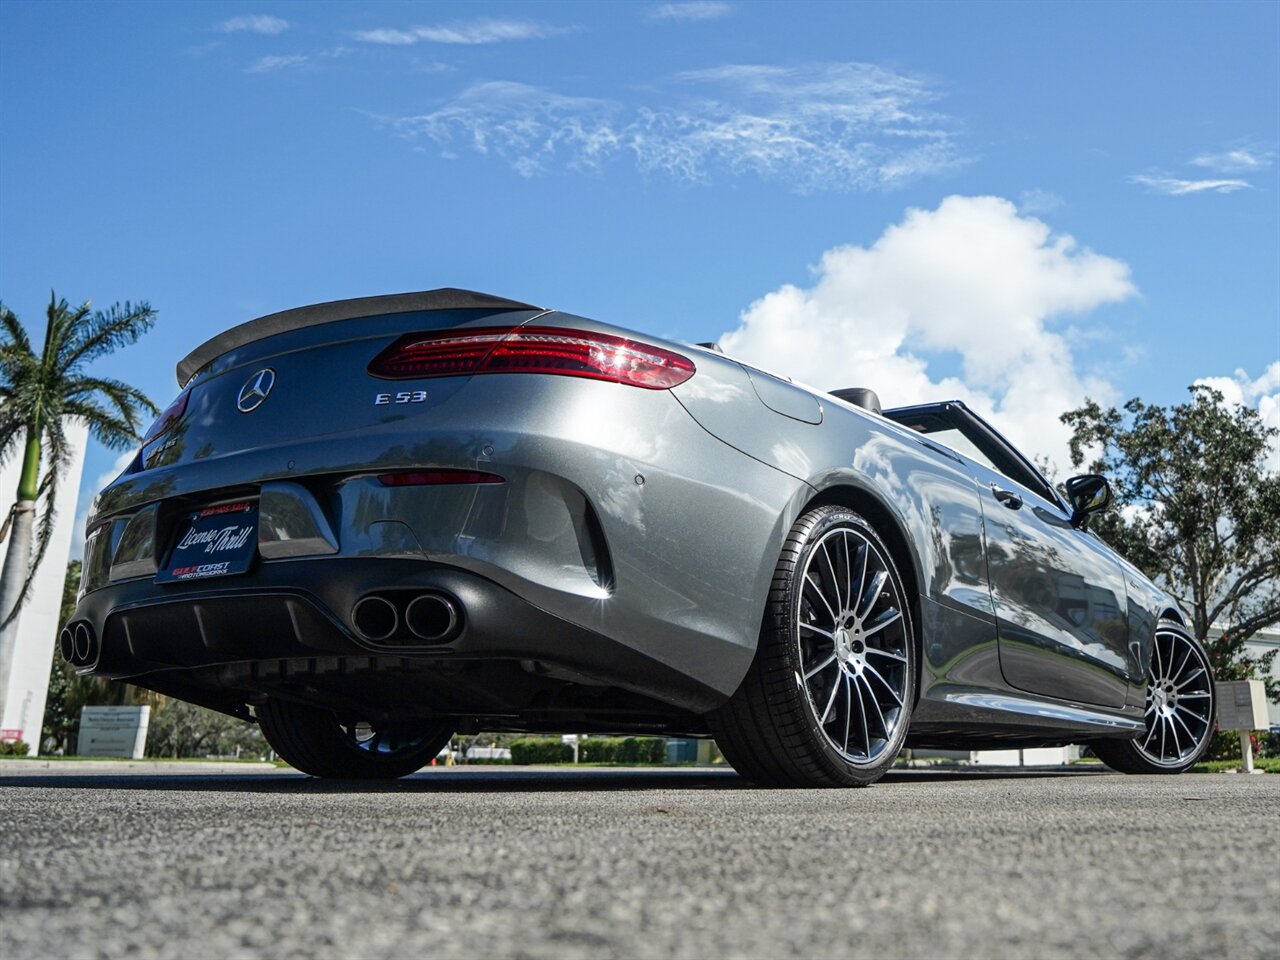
176, 288, 543, 386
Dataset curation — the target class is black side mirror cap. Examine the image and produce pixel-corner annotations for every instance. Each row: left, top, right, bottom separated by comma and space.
1064, 474, 1111, 528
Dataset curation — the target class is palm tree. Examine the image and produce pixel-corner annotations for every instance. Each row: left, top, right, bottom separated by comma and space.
0, 294, 157, 713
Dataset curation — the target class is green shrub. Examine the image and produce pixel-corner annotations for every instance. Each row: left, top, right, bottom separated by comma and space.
509, 737, 572, 764
1192, 757, 1280, 774
616, 736, 666, 764
578, 737, 620, 763
0, 740, 31, 756
1257, 729, 1280, 759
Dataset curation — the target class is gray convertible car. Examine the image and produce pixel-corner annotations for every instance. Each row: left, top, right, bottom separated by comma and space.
64, 289, 1216, 785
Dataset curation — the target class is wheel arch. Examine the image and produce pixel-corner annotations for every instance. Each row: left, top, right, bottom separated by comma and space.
799, 482, 926, 701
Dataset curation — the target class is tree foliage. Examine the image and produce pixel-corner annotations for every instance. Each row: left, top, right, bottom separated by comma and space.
143, 700, 265, 759
0, 294, 158, 622
42, 560, 142, 753
1061, 385, 1280, 691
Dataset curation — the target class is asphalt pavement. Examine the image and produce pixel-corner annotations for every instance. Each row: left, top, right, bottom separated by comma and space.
1, 765, 1276, 959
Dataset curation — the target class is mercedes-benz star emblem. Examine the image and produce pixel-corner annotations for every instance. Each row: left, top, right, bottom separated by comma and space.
237, 369, 276, 413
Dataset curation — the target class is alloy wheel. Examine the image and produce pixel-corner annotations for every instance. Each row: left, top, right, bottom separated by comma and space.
796, 526, 911, 765
339, 719, 442, 759
1136, 626, 1214, 766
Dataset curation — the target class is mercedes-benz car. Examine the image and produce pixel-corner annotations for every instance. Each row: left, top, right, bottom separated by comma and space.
63, 288, 1216, 785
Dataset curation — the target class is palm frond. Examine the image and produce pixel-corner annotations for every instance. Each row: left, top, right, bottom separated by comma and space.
59, 301, 157, 371
0, 304, 33, 356
62, 399, 149, 450
66, 375, 159, 421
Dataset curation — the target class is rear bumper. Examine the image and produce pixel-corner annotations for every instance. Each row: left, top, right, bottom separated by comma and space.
79, 374, 808, 708
70, 557, 727, 714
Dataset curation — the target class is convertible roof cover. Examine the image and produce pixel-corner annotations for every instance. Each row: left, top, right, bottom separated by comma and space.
176, 287, 542, 385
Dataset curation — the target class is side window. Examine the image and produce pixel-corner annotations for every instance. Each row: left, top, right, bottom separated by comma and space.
884, 403, 1064, 510
911, 426, 1002, 474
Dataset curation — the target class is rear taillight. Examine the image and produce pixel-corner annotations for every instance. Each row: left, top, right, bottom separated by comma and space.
141, 389, 190, 443
368, 326, 695, 389
378, 470, 505, 486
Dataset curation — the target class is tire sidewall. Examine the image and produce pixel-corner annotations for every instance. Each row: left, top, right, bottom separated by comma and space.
1093, 621, 1217, 775
777, 507, 917, 786
259, 699, 453, 779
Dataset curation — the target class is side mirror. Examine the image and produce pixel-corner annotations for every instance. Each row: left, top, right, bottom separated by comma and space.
1064, 474, 1111, 528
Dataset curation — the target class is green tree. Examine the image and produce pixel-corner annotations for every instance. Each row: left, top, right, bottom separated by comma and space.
144, 700, 265, 759
0, 294, 157, 716
1061, 385, 1280, 693
41, 560, 86, 752
41, 559, 138, 752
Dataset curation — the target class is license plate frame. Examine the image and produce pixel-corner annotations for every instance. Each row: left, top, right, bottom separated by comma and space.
156, 501, 259, 584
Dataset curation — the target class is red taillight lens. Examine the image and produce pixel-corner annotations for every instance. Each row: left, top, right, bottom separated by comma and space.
141, 389, 190, 443
377, 470, 505, 486
368, 326, 695, 389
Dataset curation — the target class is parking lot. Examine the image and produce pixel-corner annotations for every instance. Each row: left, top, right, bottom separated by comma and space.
1, 766, 1276, 959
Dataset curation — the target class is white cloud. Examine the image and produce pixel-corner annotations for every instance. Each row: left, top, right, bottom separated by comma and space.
648, 2, 733, 22
354, 19, 568, 45
1130, 174, 1251, 195
1018, 188, 1064, 215
382, 61, 965, 192
1190, 148, 1273, 174
719, 196, 1137, 471
218, 14, 288, 35
1194, 363, 1280, 473
245, 54, 308, 73
71, 450, 137, 555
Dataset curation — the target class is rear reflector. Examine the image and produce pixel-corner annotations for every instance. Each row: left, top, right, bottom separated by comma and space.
368, 326, 695, 389
377, 470, 505, 487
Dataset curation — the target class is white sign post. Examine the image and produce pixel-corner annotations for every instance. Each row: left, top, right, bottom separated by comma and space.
78, 705, 151, 759
561, 733, 579, 764
1214, 680, 1269, 774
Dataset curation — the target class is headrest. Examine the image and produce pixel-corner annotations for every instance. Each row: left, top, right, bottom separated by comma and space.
829, 387, 882, 415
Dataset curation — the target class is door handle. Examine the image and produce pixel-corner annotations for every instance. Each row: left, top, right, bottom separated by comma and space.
991, 486, 1023, 510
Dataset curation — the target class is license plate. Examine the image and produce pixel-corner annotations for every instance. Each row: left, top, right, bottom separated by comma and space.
156, 501, 258, 583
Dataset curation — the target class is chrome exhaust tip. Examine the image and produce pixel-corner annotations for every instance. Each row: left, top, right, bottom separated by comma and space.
404, 593, 461, 643
351, 595, 399, 642
72, 622, 95, 665
59, 627, 76, 664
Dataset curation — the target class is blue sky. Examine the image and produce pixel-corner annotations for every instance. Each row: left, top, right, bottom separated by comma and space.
1, 1, 1277, 530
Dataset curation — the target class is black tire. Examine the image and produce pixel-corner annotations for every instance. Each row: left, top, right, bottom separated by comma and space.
257, 698, 455, 779
710, 505, 917, 787
1091, 620, 1216, 774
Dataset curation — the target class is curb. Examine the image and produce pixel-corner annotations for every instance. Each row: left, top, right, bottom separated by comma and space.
0, 758, 287, 776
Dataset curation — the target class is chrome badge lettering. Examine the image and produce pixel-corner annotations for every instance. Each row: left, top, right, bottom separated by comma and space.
374, 390, 428, 405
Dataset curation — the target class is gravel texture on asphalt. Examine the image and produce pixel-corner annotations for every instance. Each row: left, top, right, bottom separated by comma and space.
1, 766, 1276, 959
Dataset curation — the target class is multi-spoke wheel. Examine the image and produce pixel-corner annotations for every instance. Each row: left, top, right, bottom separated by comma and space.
710, 505, 916, 787
257, 698, 454, 779
1091, 621, 1215, 774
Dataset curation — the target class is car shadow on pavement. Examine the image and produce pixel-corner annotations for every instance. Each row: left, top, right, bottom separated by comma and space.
0, 764, 1112, 793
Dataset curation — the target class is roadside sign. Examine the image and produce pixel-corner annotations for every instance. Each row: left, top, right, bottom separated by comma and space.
1213, 680, 1268, 775
1215, 680, 1268, 731
78, 706, 151, 759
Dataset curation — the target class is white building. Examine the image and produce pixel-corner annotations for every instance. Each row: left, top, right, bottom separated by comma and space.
0, 420, 88, 754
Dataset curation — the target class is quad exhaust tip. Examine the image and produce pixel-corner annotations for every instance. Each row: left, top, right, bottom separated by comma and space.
351, 595, 399, 642
405, 593, 460, 643
350, 592, 462, 645
60, 622, 98, 667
